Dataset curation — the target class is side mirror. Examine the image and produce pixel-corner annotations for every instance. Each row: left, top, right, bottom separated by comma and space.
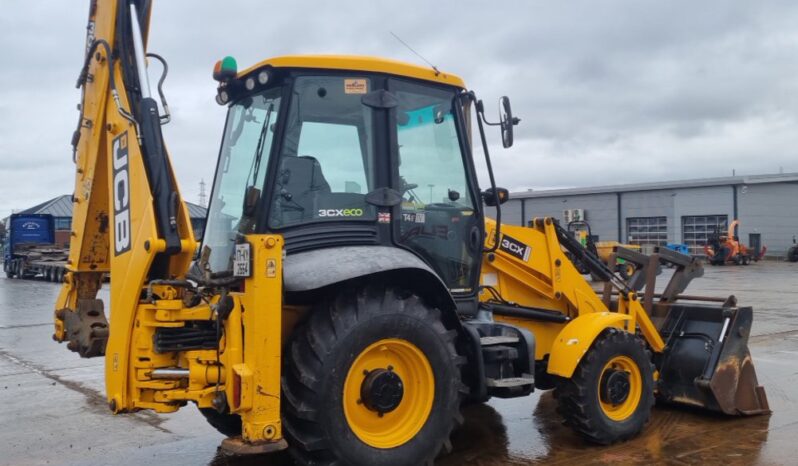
499, 96, 519, 148
483, 187, 509, 206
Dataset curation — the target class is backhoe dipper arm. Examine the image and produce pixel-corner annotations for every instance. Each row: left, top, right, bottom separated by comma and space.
54, 0, 196, 367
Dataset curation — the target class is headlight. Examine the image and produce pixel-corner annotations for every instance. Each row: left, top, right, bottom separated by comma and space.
216, 90, 229, 105
258, 70, 270, 85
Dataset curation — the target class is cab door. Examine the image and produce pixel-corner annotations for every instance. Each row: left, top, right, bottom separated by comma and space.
388, 79, 483, 296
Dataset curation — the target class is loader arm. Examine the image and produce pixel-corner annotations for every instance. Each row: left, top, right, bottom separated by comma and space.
479, 216, 769, 416
480, 217, 665, 361
54, 0, 196, 389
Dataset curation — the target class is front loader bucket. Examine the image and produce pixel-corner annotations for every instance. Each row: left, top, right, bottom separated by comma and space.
655, 302, 770, 415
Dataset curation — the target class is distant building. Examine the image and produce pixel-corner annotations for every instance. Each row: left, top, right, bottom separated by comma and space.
14, 194, 207, 247
486, 172, 798, 258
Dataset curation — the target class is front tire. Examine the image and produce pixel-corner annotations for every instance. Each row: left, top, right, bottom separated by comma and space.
554, 329, 654, 445
282, 285, 464, 466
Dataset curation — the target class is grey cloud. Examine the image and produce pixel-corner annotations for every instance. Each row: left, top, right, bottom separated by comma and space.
1, 0, 797, 217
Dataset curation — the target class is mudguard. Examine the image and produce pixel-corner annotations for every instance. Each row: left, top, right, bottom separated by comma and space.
546, 312, 631, 378
283, 245, 456, 310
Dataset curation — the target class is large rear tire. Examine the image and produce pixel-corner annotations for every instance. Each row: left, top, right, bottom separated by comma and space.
282, 285, 464, 466
554, 328, 654, 445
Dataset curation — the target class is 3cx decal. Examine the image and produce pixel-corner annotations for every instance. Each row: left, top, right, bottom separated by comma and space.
112, 132, 131, 255
318, 208, 364, 218
499, 234, 531, 262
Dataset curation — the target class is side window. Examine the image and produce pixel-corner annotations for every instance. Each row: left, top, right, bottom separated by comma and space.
396, 96, 474, 210
270, 76, 376, 228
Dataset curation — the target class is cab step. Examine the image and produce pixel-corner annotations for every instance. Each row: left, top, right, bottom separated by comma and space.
480, 335, 520, 346
486, 375, 535, 398
486, 376, 535, 388
482, 345, 518, 363
461, 320, 537, 401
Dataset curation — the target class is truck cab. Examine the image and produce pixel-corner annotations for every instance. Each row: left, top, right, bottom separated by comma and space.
4, 213, 56, 278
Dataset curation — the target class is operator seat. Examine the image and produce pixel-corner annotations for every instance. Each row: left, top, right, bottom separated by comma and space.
274, 155, 331, 225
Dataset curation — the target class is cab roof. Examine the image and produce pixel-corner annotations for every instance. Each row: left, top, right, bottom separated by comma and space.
238, 55, 466, 89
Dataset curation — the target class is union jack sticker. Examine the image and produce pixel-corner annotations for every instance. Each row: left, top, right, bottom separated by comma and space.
378, 212, 391, 223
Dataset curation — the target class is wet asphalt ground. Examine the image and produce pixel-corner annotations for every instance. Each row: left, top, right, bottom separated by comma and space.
1, 262, 797, 466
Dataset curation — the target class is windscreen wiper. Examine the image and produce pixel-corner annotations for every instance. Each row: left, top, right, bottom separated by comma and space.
248, 101, 275, 187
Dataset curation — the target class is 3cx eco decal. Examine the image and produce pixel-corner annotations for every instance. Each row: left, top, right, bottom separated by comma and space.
499, 234, 531, 262
318, 208, 364, 218
112, 132, 131, 255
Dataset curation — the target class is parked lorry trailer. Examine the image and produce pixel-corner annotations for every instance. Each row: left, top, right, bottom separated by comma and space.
3, 213, 68, 282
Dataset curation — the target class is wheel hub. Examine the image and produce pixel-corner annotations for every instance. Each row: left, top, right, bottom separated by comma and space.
361, 367, 404, 414
600, 368, 631, 405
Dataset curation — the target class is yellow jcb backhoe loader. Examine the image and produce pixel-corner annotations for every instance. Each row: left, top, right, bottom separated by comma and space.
53, 1, 770, 464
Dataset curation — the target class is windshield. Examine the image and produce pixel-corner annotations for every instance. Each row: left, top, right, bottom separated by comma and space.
204, 88, 282, 272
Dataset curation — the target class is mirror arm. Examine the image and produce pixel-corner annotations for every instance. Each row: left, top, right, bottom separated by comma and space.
478, 108, 502, 126
463, 91, 502, 253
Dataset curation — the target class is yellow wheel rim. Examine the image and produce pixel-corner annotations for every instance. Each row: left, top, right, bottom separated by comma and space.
343, 338, 435, 449
598, 355, 642, 421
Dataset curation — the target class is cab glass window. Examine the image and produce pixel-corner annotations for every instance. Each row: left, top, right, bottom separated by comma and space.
269, 76, 376, 228
392, 80, 479, 291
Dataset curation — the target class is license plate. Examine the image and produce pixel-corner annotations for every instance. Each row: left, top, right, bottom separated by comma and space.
233, 243, 251, 277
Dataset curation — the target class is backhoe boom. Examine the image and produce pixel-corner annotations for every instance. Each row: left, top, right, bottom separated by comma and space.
54, 0, 195, 389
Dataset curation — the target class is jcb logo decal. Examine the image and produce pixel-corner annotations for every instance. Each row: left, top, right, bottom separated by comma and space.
499, 234, 531, 262
112, 133, 131, 255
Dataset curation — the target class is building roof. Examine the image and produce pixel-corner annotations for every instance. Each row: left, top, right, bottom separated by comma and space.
18, 195, 73, 217
185, 201, 207, 219
19, 195, 207, 219
238, 55, 465, 89
512, 171, 798, 199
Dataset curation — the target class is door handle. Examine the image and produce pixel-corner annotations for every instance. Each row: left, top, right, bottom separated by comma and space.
469, 225, 481, 252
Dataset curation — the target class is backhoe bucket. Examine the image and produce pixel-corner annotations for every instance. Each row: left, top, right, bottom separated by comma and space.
655, 302, 770, 415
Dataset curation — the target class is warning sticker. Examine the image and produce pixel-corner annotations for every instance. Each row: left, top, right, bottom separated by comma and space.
344, 78, 368, 94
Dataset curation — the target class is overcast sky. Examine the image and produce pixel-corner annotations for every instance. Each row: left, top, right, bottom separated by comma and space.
2, 1, 798, 218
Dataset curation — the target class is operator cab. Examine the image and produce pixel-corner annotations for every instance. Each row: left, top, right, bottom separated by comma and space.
203, 55, 515, 301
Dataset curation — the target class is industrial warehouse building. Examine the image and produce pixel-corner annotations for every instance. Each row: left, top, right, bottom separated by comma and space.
493, 172, 798, 258
10, 194, 208, 247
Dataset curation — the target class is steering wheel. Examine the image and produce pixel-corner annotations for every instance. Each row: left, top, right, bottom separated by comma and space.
401, 182, 418, 194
